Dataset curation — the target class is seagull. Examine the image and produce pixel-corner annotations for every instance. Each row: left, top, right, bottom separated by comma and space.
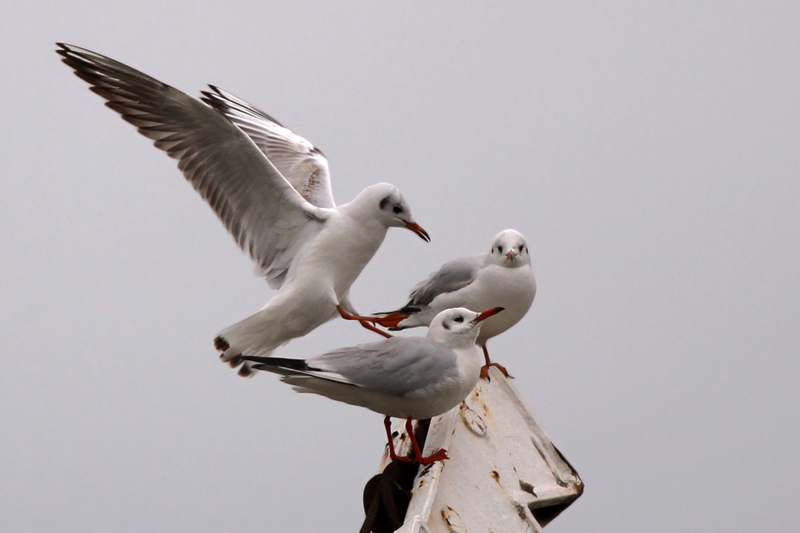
243, 307, 504, 465
56, 43, 430, 376
372, 229, 535, 379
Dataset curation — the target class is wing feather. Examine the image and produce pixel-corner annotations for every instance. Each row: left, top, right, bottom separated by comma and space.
57, 43, 329, 288
200, 85, 336, 210
407, 256, 483, 306
308, 337, 459, 396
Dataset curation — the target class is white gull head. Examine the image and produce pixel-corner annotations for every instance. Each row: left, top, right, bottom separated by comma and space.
345, 183, 430, 241
426, 307, 505, 349
487, 229, 531, 268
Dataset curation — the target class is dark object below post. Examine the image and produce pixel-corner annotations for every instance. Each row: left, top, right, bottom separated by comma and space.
360, 419, 432, 533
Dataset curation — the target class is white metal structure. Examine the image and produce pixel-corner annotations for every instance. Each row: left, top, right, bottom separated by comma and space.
375, 368, 583, 532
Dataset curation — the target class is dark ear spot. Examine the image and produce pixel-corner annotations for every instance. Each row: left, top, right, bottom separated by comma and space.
379, 196, 391, 210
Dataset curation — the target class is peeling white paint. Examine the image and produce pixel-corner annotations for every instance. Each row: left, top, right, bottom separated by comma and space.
379, 367, 583, 532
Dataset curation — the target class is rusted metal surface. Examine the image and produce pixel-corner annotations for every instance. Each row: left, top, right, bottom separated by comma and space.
375, 367, 583, 532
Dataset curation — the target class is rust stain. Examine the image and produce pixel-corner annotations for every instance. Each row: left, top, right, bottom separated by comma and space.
513, 501, 529, 522
461, 401, 488, 437
440, 505, 467, 533
574, 477, 585, 496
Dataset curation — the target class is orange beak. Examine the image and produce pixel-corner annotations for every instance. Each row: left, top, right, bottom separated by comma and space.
505, 250, 517, 260
404, 221, 431, 242
475, 307, 505, 323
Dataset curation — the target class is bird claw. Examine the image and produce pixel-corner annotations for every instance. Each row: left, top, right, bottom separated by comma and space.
417, 448, 449, 465
388, 452, 417, 465
372, 311, 408, 329
389, 448, 448, 465
337, 305, 393, 338
479, 362, 513, 381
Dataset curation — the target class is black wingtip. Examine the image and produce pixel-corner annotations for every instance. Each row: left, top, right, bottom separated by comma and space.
55, 42, 88, 59
199, 85, 222, 103
241, 355, 310, 371
55, 43, 71, 61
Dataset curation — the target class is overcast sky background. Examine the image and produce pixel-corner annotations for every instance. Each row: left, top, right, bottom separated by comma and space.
2, 2, 799, 532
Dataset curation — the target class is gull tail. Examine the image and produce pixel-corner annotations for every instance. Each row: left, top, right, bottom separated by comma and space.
241, 356, 311, 373
240, 356, 360, 398
214, 309, 288, 377
212, 336, 257, 377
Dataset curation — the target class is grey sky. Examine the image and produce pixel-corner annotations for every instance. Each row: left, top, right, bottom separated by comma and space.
2, 2, 798, 531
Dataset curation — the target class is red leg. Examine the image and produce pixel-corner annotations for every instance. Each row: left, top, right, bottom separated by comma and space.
372, 311, 409, 329
405, 418, 449, 465
384, 416, 415, 464
480, 344, 513, 381
337, 305, 393, 339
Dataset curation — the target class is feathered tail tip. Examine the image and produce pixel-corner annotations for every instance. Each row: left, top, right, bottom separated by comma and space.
214, 335, 230, 352
237, 364, 255, 378
371, 310, 411, 330
214, 336, 255, 378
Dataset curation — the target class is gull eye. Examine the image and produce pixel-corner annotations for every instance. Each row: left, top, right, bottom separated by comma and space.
519, 245, 524, 252
497, 246, 503, 254
393, 204, 403, 214
454, 315, 464, 323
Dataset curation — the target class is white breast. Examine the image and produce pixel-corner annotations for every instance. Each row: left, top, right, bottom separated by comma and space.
429, 263, 536, 345
286, 211, 387, 298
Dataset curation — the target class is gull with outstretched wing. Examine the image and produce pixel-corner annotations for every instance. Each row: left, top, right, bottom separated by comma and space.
57, 43, 430, 376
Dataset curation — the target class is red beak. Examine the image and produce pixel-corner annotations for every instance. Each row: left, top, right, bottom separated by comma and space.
475, 307, 505, 322
404, 221, 431, 242
505, 250, 517, 260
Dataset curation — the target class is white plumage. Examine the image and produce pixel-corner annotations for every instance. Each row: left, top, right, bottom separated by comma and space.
244, 307, 503, 464
375, 229, 535, 377
57, 43, 430, 376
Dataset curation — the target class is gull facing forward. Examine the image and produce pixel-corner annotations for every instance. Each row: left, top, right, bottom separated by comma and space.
374, 229, 535, 379
57, 44, 430, 376
244, 307, 504, 465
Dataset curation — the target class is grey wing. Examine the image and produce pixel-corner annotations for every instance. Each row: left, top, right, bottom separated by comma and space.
201, 86, 336, 210
308, 337, 459, 396
408, 255, 483, 306
57, 43, 330, 289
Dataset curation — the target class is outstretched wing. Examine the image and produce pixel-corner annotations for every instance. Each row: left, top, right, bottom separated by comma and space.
407, 255, 483, 306
200, 86, 336, 210
57, 43, 330, 288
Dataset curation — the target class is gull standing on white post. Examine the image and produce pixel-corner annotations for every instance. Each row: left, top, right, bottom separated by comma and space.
243, 307, 504, 465
373, 229, 535, 379
57, 43, 430, 376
